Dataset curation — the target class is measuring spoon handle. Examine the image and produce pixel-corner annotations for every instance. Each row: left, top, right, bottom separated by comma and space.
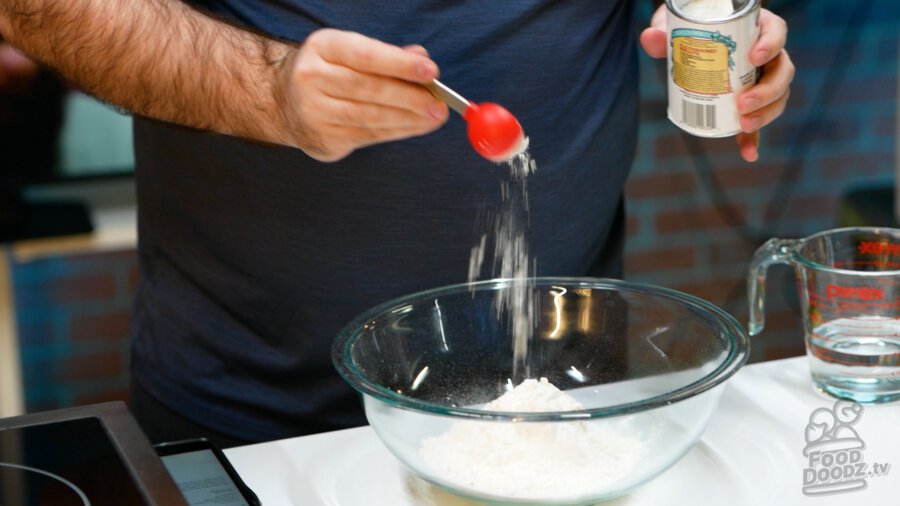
424, 80, 471, 116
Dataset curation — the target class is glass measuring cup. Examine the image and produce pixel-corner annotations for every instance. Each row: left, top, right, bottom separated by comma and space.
748, 227, 900, 403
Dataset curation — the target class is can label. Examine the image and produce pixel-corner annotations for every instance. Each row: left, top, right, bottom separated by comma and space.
666, 0, 760, 137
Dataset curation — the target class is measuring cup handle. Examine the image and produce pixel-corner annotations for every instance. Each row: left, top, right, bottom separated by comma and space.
747, 238, 797, 336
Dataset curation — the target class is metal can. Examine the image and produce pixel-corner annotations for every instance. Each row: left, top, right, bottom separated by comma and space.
665, 0, 761, 137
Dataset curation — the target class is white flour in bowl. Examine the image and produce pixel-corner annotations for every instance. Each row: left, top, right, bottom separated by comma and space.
419, 378, 642, 500
679, 0, 734, 19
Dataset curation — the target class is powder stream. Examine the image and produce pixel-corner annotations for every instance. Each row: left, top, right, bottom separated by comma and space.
467, 148, 537, 383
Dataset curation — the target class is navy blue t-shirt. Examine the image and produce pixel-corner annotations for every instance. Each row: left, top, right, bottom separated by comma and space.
131, 0, 638, 441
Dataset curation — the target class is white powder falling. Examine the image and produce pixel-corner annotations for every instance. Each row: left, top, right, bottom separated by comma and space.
468, 149, 538, 382
679, 0, 734, 19
419, 378, 642, 500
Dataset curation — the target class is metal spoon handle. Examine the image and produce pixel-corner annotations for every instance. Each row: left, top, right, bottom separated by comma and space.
424, 80, 471, 116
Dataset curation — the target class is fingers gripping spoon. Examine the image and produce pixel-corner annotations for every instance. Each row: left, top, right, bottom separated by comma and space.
425, 80, 527, 162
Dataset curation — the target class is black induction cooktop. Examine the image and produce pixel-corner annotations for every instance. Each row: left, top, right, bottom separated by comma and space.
0, 402, 187, 506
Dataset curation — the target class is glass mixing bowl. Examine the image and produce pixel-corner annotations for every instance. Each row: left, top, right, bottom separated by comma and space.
333, 278, 749, 505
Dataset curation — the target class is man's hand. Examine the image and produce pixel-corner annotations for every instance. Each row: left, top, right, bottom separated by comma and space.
639, 5, 795, 162
0, 42, 40, 94
275, 30, 449, 162
0, 1, 449, 164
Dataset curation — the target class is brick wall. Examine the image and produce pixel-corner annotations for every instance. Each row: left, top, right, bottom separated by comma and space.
12, 248, 137, 411
626, 0, 900, 362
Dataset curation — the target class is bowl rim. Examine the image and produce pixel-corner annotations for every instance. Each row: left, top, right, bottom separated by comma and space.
332, 277, 750, 421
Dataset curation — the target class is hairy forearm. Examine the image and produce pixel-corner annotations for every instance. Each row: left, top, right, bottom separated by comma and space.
0, 0, 294, 146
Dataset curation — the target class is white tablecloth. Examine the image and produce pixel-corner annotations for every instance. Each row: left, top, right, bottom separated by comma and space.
225, 357, 900, 505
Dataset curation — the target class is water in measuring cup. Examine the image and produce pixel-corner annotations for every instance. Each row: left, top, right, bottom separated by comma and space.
808, 316, 900, 403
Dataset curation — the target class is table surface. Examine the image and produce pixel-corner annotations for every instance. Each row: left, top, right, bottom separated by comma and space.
225, 357, 900, 506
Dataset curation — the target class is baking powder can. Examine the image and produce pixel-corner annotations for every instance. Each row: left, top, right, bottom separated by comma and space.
665, 0, 761, 137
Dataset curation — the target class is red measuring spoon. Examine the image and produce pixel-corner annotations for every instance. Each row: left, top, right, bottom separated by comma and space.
426, 80, 526, 162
